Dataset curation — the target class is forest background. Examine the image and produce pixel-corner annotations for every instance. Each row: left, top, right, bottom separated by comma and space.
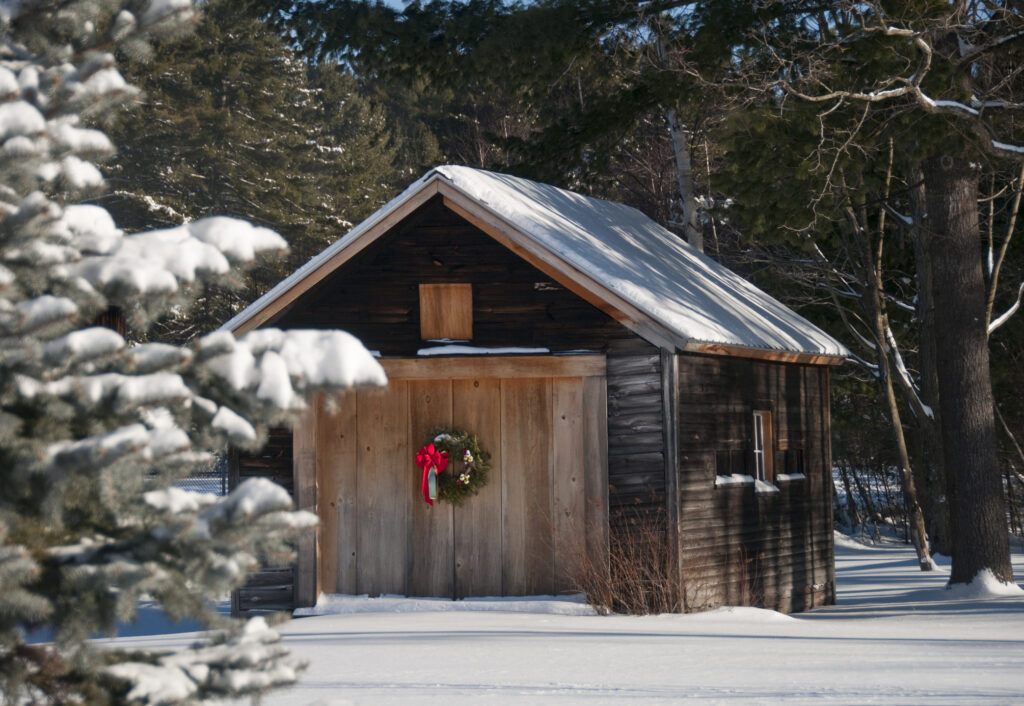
101, 0, 1024, 577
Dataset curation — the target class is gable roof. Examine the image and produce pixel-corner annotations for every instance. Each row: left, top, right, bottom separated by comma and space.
223, 166, 847, 364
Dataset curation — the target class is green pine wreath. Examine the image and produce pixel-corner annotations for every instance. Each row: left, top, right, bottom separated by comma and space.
427, 426, 491, 505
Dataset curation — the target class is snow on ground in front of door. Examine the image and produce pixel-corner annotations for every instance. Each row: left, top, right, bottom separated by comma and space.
106, 534, 1024, 705
295, 593, 597, 616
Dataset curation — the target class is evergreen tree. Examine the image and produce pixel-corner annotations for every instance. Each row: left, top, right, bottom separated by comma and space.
705, 0, 1024, 583
102, 0, 403, 341
247, 0, 734, 251
0, 1, 385, 703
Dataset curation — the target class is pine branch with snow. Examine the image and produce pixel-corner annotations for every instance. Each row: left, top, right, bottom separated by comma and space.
0, 2, 385, 703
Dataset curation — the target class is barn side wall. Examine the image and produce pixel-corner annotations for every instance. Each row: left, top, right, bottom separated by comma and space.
675, 354, 835, 613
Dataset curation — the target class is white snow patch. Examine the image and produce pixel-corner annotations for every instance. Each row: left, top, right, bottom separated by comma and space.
417, 344, 551, 356
129, 342, 191, 372
754, 479, 779, 494
0, 100, 44, 139
200, 478, 292, 526
681, 605, 797, 622
239, 329, 387, 390
295, 593, 597, 617
144, 487, 217, 514
0, 65, 17, 96
55, 204, 122, 252
210, 406, 256, 443
114, 372, 190, 407
106, 662, 197, 704
17, 294, 77, 331
42, 326, 124, 363
187, 217, 286, 262
141, 0, 193, 24
51, 120, 114, 154
946, 569, 1024, 599
775, 472, 806, 482
255, 350, 293, 409
715, 474, 754, 487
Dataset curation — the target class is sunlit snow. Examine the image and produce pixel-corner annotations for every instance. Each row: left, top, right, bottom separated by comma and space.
106, 535, 1024, 705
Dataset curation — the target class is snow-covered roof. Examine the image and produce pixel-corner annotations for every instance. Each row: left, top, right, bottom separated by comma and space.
223, 166, 847, 362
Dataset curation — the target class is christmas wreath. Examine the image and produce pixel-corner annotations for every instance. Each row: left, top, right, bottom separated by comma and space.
415, 426, 490, 506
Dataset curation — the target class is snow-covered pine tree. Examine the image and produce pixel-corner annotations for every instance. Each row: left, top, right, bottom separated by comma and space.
0, 1, 386, 703
101, 1, 404, 343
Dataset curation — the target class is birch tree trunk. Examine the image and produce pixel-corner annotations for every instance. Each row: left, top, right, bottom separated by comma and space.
665, 107, 703, 252
924, 155, 1014, 584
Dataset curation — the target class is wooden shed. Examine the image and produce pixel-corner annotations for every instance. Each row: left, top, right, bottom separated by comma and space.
225, 166, 847, 614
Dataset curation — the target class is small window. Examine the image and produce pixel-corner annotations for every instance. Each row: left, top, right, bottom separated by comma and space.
752, 410, 774, 483
419, 283, 472, 340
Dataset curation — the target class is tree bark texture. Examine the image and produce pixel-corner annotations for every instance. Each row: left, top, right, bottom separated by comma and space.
862, 227, 932, 569
923, 155, 1013, 584
909, 168, 952, 555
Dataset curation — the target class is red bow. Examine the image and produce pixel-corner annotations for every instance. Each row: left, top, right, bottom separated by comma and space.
416, 444, 448, 505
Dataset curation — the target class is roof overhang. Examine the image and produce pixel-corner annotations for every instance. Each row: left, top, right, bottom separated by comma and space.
224, 169, 846, 366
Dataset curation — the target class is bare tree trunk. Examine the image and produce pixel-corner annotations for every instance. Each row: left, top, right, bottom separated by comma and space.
852, 467, 881, 541
923, 155, 1013, 585
839, 463, 861, 529
654, 27, 702, 253
909, 166, 952, 555
861, 235, 932, 568
665, 106, 702, 252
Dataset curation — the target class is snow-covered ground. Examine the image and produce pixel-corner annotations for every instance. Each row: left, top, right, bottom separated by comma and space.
111, 535, 1024, 705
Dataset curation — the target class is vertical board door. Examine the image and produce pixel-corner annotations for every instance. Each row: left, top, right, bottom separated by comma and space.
312, 356, 608, 600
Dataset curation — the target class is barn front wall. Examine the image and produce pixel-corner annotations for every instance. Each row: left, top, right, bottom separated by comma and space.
294, 356, 608, 602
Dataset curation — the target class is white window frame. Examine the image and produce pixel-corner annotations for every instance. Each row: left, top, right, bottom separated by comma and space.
752, 410, 773, 483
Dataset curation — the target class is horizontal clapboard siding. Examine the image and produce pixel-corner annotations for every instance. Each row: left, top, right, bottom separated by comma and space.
270, 198, 628, 355
676, 355, 833, 613
606, 338, 666, 519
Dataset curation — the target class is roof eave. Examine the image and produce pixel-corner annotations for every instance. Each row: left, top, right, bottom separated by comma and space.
221, 173, 445, 335
685, 340, 847, 366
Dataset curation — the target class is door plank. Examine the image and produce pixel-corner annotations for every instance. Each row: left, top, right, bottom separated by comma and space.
552, 377, 586, 593
501, 378, 554, 594
582, 375, 610, 580
452, 377, 503, 597
356, 383, 410, 595
408, 380, 455, 597
293, 402, 318, 607
316, 390, 359, 595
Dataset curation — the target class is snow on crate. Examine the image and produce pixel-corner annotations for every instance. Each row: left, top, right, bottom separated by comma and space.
295, 593, 598, 617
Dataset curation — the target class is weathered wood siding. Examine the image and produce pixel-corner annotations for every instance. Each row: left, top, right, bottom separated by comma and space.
606, 338, 666, 520
231, 196, 835, 614
270, 197, 627, 354
230, 428, 295, 615
272, 197, 667, 560
313, 365, 606, 601
675, 354, 834, 613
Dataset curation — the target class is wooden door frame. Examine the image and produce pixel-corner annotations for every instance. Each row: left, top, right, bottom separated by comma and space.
294, 354, 609, 606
